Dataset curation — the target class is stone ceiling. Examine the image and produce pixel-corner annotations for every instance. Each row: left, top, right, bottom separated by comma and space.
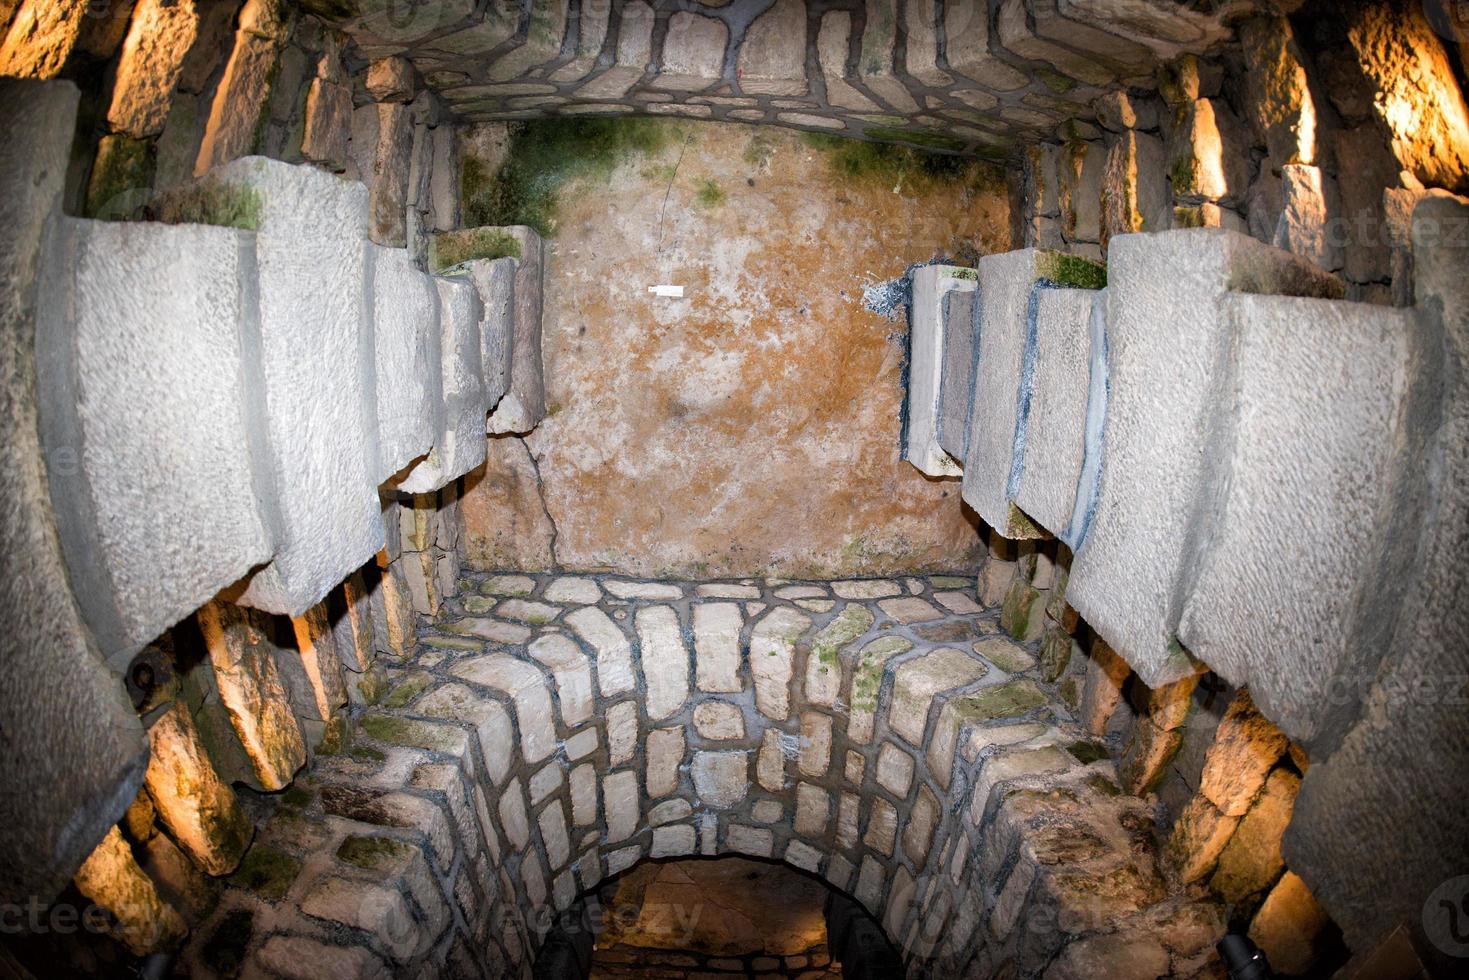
321, 0, 1260, 156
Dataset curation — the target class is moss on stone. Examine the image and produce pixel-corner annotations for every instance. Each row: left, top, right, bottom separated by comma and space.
280, 784, 314, 810
85, 134, 156, 221
864, 126, 968, 154
228, 844, 301, 900
315, 713, 351, 755
462, 117, 679, 235
1038, 251, 1107, 290
156, 180, 263, 231
381, 670, 433, 709
802, 131, 976, 187
429, 227, 522, 273
350, 744, 386, 763
1001, 581, 1039, 639
1036, 69, 1077, 94
421, 635, 482, 651
337, 834, 414, 871
952, 680, 1048, 723
1067, 740, 1110, 764
695, 177, 725, 208
360, 714, 458, 752
850, 636, 913, 712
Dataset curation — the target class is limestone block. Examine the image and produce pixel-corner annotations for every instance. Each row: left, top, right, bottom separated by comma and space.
888, 647, 988, 746
73, 826, 186, 955
737, 0, 806, 96
750, 606, 811, 720
805, 603, 872, 707
34, 216, 274, 662
944, 0, 1028, 91
816, 11, 878, 112
902, 0, 948, 87
847, 635, 912, 743
575, 0, 653, 100
1212, 768, 1298, 903
198, 601, 305, 791
157, 157, 382, 618
962, 249, 1104, 539
1056, 0, 1232, 60
995, 0, 1113, 87
1247, 872, 1331, 975
692, 751, 750, 808
453, 255, 516, 416
107, 0, 200, 138
1059, 139, 1104, 244
1012, 287, 1102, 538
693, 601, 744, 693
286, 603, 349, 725
0, 0, 91, 79
1167, 98, 1251, 206
564, 606, 635, 696
487, 227, 546, 434
527, 634, 594, 728
904, 264, 975, 476
634, 605, 690, 721
692, 701, 744, 740
1066, 229, 1342, 687
398, 278, 488, 493
367, 56, 415, 103
300, 78, 352, 172
414, 683, 514, 784
1238, 16, 1315, 166
1176, 294, 1431, 743
194, 0, 291, 174
1284, 194, 1469, 954
370, 245, 440, 482
1025, 144, 1062, 219
144, 702, 252, 876
1272, 164, 1344, 272
368, 102, 414, 246
646, 727, 685, 798
1199, 690, 1287, 817
450, 655, 557, 765
1101, 129, 1169, 248
486, 0, 568, 82
653, 12, 726, 92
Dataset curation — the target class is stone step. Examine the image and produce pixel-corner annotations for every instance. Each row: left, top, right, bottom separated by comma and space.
35, 214, 275, 664
1176, 293, 1434, 746
903, 264, 975, 477
155, 155, 384, 619
1011, 285, 1105, 542
960, 249, 1104, 540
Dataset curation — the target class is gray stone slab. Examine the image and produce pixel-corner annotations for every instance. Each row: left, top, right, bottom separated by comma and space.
487, 226, 545, 434
157, 156, 383, 617
0, 78, 148, 906
370, 244, 440, 482
1065, 229, 1342, 687
935, 280, 978, 464
905, 265, 975, 476
1177, 294, 1434, 745
961, 249, 1103, 539
36, 216, 275, 662
400, 277, 489, 493
1285, 194, 1469, 965
1012, 286, 1101, 537
460, 254, 516, 411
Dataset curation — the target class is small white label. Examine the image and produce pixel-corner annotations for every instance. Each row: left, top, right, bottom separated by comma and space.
648, 284, 685, 298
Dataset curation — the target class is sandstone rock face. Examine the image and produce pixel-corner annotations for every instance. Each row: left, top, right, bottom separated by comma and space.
460, 123, 1006, 577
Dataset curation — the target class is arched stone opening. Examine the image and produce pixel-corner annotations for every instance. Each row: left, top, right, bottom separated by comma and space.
532, 854, 902, 978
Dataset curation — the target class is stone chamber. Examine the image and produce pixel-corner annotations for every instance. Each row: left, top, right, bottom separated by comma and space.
0, 1, 1467, 978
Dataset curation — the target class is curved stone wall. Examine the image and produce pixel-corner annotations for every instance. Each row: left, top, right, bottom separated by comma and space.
326, 0, 1257, 156
178, 571, 1224, 978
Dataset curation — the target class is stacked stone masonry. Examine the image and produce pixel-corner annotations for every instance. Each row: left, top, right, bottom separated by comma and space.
181, 572, 1228, 979
315, 0, 1280, 157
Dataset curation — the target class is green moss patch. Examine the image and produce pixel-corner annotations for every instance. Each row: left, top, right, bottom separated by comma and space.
695, 177, 725, 208
228, 844, 301, 900
951, 679, 1048, 723
429, 228, 521, 273
381, 670, 434, 710
85, 134, 155, 221
337, 834, 414, 872
462, 117, 680, 235
804, 131, 981, 188
155, 180, 263, 231
1037, 251, 1107, 290
850, 635, 913, 712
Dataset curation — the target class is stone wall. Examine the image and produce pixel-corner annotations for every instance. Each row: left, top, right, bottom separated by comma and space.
173, 570, 1227, 979
456, 119, 1008, 578
308, 0, 1276, 157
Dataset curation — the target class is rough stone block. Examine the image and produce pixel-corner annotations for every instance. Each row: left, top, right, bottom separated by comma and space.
450, 655, 557, 765
1166, 98, 1251, 206
156, 156, 382, 618
106, 0, 200, 139
193, 0, 289, 174
1012, 286, 1102, 538
527, 634, 594, 728
2, 79, 155, 907
1066, 229, 1342, 687
300, 77, 352, 173
737, 0, 806, 96
750, 606, 810, 720
652, 11, 726, 92
1273, 163, 1344, 272
1101, 129, 1169, 248
399, 277, 488, 493
73, 826, 186, 956
486, 226, 545, 434
694, 601, 743, 693
367, 56, 415, 103
904, 265, 975, 472
888, 647, 988, 746
962, 249, 1104, 539
35, 216, 274, 662
634, 605, 690, 721
1238, 16, 1315, 166
370, 244, 440, 482
564, 606, 635, 696
1177, 294, 1432, 743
